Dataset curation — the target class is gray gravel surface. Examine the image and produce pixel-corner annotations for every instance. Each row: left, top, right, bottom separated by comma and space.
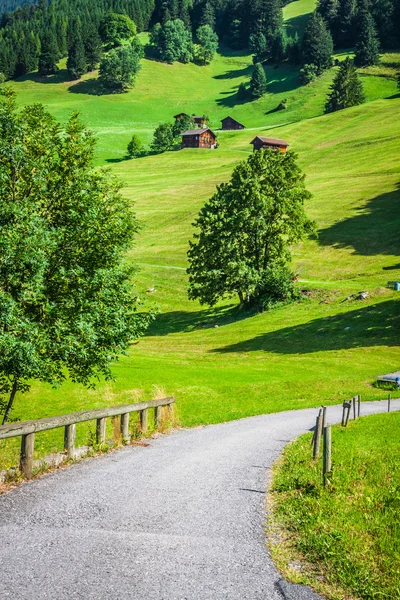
0, 399, 398, 600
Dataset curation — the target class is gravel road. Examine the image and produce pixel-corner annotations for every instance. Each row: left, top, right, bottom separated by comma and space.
0, 399, 397, 600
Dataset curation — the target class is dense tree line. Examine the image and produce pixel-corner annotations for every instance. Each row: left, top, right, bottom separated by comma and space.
0, 0, 153, 79
1, 0, 399, 81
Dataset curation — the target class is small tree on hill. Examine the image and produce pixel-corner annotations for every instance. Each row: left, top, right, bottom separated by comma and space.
250, 62, 268, 97
302, 12, 333, 74
151, 19, 193, 64
354, 10, 380, 67
195, 25, 219, 64
151, 122, 176, 153
38, 30, 59, 75
67, 36, 86, 80
127, 134, 145, 157
0, 91, 152, 424
325, 57, 365, 112
187, 149, 315, 308
249, 32, 267, 63
83, 23, 102, 71
99, 45, 141, 91
172, 114, 194, 137
99, 13, 137, 49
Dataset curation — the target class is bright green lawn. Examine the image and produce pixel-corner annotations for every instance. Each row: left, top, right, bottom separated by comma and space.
0, 2, 399, 468
269, 412, 400, 599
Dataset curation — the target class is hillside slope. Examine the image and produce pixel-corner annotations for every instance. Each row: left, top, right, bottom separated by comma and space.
2, 2, 399, 455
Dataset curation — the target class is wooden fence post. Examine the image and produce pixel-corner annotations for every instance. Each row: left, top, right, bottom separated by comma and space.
357, 394, 361, 417
154, 406, 162, 428
352, 397, 357, 420
322, 406, 327, 430
344, 403, 351, 427
96, 417, 106, 445
120, 413, 130, 443
323, 425, 332, 487
140, 409, 148, 433
313, 414, 323, 459
388, 393, 391, 413
20, 432, 35, 479
341, 402, 346, 426
311, 409, 322, 448
64, 424, 76, 459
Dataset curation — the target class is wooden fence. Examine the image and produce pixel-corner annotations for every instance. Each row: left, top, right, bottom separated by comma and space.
312, 394, 396, 486
0, 397, 175, 480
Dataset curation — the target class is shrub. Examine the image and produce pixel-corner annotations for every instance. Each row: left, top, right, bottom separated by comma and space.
299, 63, 318, 84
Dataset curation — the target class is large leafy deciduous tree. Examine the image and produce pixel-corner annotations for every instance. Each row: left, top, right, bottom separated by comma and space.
99, 12, 137, 49
325, 57, 365, 112
187, 149, 315, 308
99, 44, 142, 91
195, 25, 218, 64
0, 91, 152, 424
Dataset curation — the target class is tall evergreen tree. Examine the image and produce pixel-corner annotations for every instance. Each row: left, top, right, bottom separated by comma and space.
325, 57, 365, 111
200, 2, 216, 29
83, 23, 102, 71
38, 30, 59, 75
301, 12, 333, 73
250, 62, 267, 97
67, 36, 86, 80
354, 9, 380, 66
249, 31, 267, 62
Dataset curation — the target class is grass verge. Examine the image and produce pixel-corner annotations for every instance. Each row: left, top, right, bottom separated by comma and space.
267, 412, 400, 600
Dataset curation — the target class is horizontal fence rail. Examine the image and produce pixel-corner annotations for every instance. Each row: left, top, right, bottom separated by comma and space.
0, 397, 175, 480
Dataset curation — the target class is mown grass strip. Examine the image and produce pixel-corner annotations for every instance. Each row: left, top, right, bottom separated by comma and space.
268, 412, 400, 600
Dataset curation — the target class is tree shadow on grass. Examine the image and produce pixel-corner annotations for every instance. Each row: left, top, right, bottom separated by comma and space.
318, 186, 400, 258
213, 65, 253, 80
216, 87, 254, 107
16, 69, 72, 84
212, 299, 400, 354
68, 79, 123, 96
285, 12, 313, 38
146, 303, 257, 337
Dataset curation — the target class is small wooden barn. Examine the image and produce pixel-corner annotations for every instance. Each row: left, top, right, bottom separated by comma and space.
181, 128, 217, 149
174, 113, 190, 121
221, 116, 245, 130
250, 136, 289, 152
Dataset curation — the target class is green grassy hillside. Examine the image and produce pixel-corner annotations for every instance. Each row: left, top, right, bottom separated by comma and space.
1, 1, 399, 465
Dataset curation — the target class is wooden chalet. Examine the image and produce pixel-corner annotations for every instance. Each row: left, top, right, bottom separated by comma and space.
221, 116, 245, 130
250, 136, 289, 152
173, 113, 190, 121
181, 128, 216, 149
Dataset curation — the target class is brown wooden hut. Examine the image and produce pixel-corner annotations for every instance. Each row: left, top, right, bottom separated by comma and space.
250, 136, 289, 152
221, 116, 245, 130
173, 113, 190, 121
181, 128, 217, 149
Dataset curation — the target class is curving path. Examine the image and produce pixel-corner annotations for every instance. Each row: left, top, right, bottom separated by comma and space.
0, 400, 398, 600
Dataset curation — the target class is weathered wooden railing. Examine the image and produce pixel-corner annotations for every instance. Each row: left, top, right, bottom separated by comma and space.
0, 397, 175, 480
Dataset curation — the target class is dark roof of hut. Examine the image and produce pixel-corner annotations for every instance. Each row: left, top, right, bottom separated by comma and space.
250, 136, 289, 147
221, 116, 245, 127
181, 128, 216, 137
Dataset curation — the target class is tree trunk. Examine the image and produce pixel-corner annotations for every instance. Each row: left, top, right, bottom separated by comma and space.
2, 378, 18, 425
238, 290, 244, 307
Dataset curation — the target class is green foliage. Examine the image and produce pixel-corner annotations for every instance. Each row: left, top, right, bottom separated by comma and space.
83, 23, 103, 71
299, 62, 319, 84
38, 30, 59, 76
187, 149, 315, 308
172, 113, 194, 137
0, 94, 152, 424
151, 122, 176, 153
326, 57, 365, 112
354, 10, 381, 67
250, 62, 268, 97
127, 134, 145, 157
99, 45, 142, 91
301, 12, 333, 74
249, 31, 267, 63
195, 25, 218, 65
99, 12, 137, 49
150, 19, 193, 63
200, 1, 216, 29
270, 413, 400, 600
67, 37, 86, 80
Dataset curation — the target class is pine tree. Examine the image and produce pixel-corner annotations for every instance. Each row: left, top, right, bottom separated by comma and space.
38, 30, 59, 75
301, 12, 333, 73
250, 62, 267, 97
83, 23, 102, 71
354, 10, 380, 66
249, 32, 267, 63
67, 36, 86, 80
200, 2, 216, 29
325, 57, 365, 111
